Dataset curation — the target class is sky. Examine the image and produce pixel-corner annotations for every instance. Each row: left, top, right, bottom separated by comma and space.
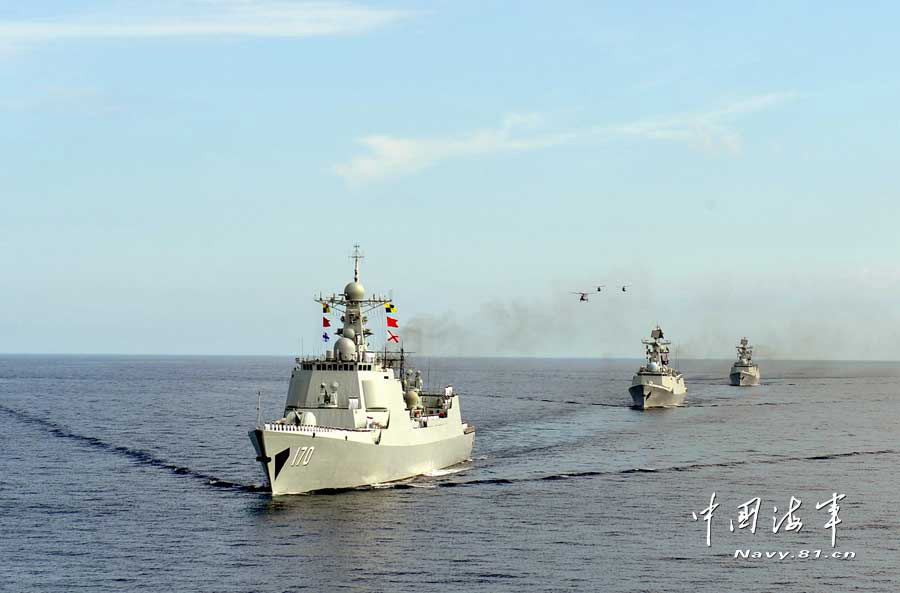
1, 1, 899, 359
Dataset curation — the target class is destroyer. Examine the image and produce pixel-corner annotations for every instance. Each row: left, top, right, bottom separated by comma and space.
249, 248, 475, 495
629, 326, 687, 409
729, 337, 760, 386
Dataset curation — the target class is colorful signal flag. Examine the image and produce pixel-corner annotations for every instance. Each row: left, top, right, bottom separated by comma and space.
387, 330, 399, 343
386, 316, 398, 328
322, 317, 331, 328
385, 303, 396, 313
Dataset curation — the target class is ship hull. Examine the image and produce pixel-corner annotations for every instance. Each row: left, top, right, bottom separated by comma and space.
629, 373, 687, 409
250, 425, 474, 495
729, 365, 760, 386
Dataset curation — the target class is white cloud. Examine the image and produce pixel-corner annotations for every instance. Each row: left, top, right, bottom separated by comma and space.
332, 113, 576, 181
612, 92, 797, 154
0, 1, 404, 45
334, 93, 797, 182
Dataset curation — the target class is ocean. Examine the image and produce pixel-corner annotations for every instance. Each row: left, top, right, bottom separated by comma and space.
1, 355, 898, 592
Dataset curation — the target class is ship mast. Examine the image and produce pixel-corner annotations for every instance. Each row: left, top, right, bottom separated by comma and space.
642, 326, 671, 367
314, 245, 394, 363
352, 243, 362, 283
736, 337, 753, 363
346, 244, 366, 355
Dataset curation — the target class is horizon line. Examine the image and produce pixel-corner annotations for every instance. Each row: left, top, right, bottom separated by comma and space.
1, 352, 898, 363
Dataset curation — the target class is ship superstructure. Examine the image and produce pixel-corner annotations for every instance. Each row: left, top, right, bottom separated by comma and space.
628, 326, 687, 409
248, 247, 475, 495
729, 337, 760, 386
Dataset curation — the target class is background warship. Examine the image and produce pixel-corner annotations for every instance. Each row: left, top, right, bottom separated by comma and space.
729, 337, 760, 386
249, 247, 475, 495
629, 326, 687, 409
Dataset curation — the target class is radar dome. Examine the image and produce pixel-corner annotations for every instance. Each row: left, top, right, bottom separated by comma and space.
342, 327, 356, 340
344, 281, 365, 301
404, 389, 421, 410
334, 337, 357, 361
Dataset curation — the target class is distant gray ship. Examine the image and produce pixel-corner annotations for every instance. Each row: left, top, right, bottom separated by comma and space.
629, 326, 687, 409
249, 247, 475, 495
729, 337, 760, 386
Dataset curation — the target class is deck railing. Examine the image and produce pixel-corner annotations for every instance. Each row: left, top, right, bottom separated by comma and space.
263, 422, 372, 433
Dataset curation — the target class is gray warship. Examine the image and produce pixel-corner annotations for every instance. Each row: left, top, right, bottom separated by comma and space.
249, 248, 475, 495
629, 326, 687, 409
729, 337, 760, 386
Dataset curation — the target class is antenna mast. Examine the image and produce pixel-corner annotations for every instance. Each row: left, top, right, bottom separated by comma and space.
351, 243, 364, 283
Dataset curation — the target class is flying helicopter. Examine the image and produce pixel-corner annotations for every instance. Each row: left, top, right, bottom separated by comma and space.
595, 284, 606, 292
571, 291, 591, 302
620, 284, 632, 292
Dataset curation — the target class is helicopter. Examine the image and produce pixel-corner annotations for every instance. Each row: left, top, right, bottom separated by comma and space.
595, 283, 631, 293
571, 292, 591, 302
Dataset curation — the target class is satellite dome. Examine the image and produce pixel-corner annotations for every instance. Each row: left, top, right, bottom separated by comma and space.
404, 389, 421, 410
342, 327, 356, 340
334, 337, 357, 361
344, 281, 365, 301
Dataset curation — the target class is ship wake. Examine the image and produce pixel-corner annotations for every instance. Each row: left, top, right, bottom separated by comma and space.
0, 404, 266, 493
433, 448, 899, 489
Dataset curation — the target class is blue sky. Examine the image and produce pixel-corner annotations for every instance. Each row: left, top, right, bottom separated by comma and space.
1, 1, 898, 358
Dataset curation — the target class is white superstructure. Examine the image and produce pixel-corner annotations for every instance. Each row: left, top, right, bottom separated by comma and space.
249, 247, 475, 495
729, 337, 760, 386
629, 326, 687, 409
